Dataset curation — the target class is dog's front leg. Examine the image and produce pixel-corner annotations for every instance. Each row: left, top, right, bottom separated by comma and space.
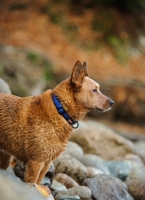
36, 161, 51, 185
0, 150, 12, 170
24, 160, 44, 183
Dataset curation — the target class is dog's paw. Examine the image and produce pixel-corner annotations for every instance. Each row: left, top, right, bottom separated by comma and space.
34, 183, 51, 198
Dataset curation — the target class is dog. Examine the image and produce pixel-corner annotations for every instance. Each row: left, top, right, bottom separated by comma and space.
0, 61, 114, 184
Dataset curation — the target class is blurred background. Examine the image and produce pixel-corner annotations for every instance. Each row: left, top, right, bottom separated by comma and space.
0, 0, 145, 137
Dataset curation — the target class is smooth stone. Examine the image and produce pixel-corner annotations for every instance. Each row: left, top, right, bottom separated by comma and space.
54, 154, 87, 184
70, 121, 145, 162
105, 160, 132, 181
54, 186, 92, 200
64, 142, 84, 159
50, 180, 67, 191
58, 196, 80, 200
0, 169, 45, 200
128, 166, 145, 180
0, 78, 11, 94
126, 178, 145, 200
85, 174, 134, 200
78, 154, 110, 174
54, 173, 79, 189
86, 167, 104, 178
125, 154, 144, 166
134, 140, 145, 153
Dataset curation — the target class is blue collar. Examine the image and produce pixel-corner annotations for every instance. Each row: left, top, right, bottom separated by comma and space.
52, 94, 79, 129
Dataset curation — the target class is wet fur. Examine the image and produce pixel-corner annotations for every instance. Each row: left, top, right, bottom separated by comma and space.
0, 61, 113, 184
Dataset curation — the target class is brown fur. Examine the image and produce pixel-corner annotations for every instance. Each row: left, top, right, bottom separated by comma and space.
0, 61, 113, 184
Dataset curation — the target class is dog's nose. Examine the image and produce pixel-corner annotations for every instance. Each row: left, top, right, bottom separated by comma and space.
109, 99, 114, 107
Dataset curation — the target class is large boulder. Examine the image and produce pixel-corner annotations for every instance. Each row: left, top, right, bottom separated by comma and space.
0, 169, 44, 200
70, 121, 145, 162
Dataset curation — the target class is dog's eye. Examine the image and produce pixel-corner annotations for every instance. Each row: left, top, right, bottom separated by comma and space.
93, 89, 97, 92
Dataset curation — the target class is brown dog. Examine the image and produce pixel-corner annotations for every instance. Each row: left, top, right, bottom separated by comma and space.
0, 61, 114, 184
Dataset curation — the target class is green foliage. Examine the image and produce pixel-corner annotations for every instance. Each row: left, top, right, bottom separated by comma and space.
27, 51, 54, 81
27, 52, 39, 62
107, 35, 128, 62
43, 61, 53, 81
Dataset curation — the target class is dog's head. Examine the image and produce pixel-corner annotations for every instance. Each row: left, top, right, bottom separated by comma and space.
70, 61, 114, 113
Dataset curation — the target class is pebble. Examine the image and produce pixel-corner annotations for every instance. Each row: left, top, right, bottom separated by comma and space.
50, 180, 67, 191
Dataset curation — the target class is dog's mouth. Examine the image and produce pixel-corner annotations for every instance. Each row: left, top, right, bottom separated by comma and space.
95, 107, 111, 113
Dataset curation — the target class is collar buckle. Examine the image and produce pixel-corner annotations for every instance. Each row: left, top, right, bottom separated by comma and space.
52, 94, 79, 129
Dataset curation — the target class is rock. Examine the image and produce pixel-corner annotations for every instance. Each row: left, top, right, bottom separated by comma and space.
70, 121, 145, 162
78, 154, 109, 174
126, 178, 145, 200
85, 174, 134, 200
86, 167, 104, 178
53, 195, 80, 200
79, 153, 144, 180
50, 180, 67, 191
13, 161, 26, 180
125, 154, 144, 166
0, 78, 11, 94
105, 160, 132, 181
0, 169, 45, 200
134, 140, 145, 153
54, 186, 92, 200
54, 173, 79, 189
53, 153, 87, 184
128, 166, 145, 180
64, 141, 84, 159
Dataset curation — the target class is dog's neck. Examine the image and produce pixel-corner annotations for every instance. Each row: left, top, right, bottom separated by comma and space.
52, 78, 89, 122
52, 94, 79, 129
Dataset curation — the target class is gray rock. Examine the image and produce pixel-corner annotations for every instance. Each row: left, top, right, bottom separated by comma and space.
0, 78, 11, 94
70, 121, 145, 161
106, 160, 132, 181
134, 140, 145, 153
64, 142, 84, 159
125, 154, 144, 166
128, 166, 145, 180
50, 180, 67, 191
78, 154, 110, 174
126, 178, 145, 200
54, 186, 92, 200
0, 169, 45, 200
56, 195, 80, 200
54, 154, 87, 184
85, 174, 134, 200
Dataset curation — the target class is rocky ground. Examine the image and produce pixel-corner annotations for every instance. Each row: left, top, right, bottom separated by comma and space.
2, 121, 145, 200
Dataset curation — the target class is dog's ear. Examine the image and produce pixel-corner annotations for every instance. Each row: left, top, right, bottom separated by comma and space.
70, 61, 88, 90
